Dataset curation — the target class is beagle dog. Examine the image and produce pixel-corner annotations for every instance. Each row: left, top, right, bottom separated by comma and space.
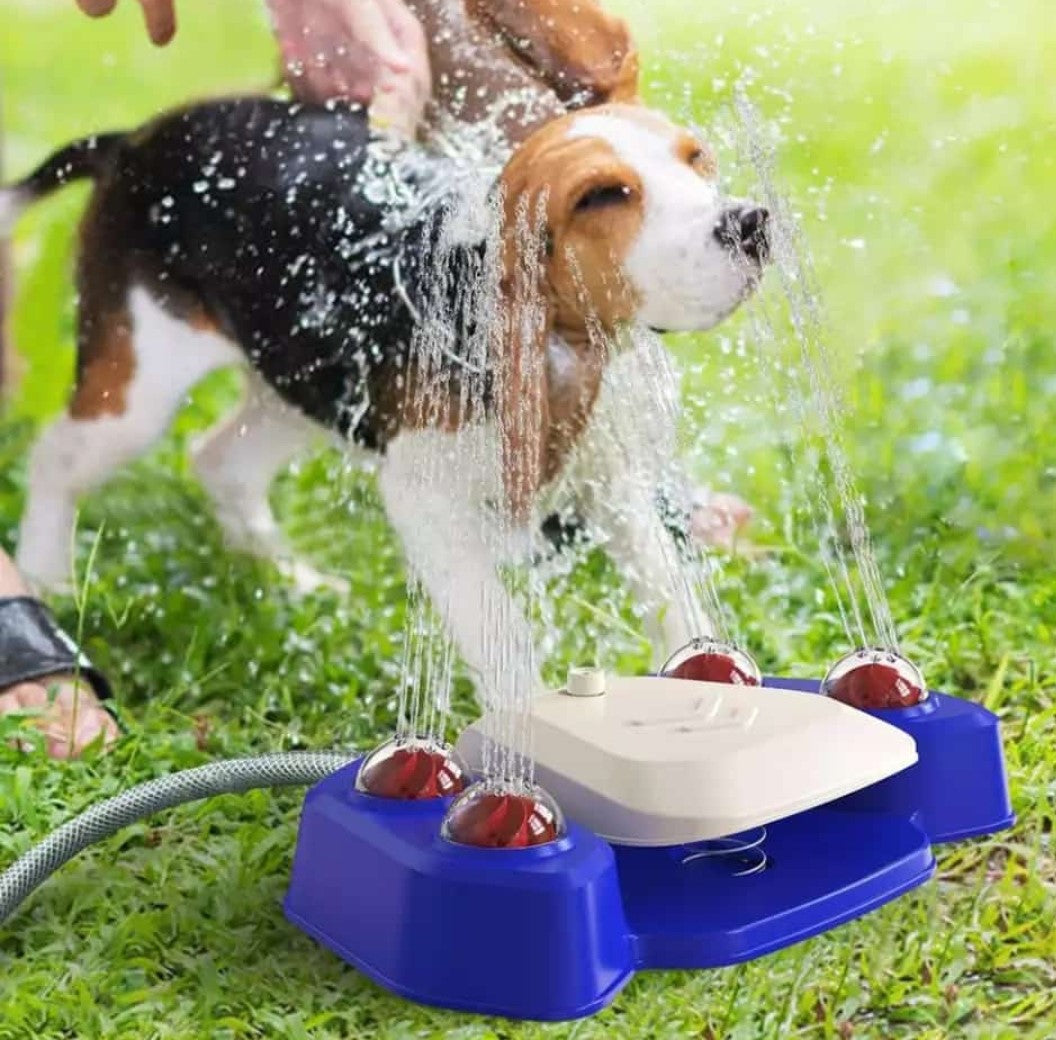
3, 97, 768, 692
381, 0, 751, 557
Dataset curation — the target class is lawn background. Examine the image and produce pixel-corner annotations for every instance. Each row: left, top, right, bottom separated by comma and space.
1, 0, 1054, 1037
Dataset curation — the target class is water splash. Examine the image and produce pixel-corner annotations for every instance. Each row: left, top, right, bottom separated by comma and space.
732, 87, 900, 652
391, 178, 500, 750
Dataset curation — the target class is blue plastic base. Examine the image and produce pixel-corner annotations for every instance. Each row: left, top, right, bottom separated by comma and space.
616, 808, 932, 970
284, 680, 1013, 1021
762, 680, 1016, 842
284, 766, 634, 1021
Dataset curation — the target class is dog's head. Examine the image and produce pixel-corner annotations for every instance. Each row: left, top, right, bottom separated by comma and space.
499, 102, 769, 336
493, 103, 770, 518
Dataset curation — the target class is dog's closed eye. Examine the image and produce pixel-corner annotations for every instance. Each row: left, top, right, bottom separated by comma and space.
574, 183, 634, 213
679, 138, 718, 177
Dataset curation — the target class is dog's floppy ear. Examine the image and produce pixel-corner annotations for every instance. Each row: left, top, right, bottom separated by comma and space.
494, 190, 553, 526
468, 0, 640, 107
606, 42, 640, 105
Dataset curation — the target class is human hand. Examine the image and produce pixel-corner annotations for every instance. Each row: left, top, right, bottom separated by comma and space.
0, 678, 120, 758
266, 0, 430, 137
689, 490, 755, 554
75, 0, 176, 46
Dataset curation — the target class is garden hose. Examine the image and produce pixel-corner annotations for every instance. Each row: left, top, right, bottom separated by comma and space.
0, 751, 356, 925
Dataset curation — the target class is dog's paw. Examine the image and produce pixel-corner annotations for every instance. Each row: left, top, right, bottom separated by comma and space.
688, 490, 754, 553
278, 559, 351, 598
14, 565, 76, 599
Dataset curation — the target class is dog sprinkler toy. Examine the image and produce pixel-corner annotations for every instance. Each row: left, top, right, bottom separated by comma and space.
0, 645, 1012, 1022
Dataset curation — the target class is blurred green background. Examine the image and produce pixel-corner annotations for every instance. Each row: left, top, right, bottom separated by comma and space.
1, 1, 1054, 1037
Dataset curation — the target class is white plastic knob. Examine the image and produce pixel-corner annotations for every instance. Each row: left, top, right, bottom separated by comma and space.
565, 666, 606, 697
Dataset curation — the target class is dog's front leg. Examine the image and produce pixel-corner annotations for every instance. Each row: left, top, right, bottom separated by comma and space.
378, 433, 541, 706
586, 487, 704, 670
572, 351, 709, 668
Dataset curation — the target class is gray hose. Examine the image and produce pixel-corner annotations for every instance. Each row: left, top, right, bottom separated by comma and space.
0, 751, 355, 925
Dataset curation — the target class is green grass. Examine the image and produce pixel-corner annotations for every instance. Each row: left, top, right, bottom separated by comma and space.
1, 0, 1055, 1036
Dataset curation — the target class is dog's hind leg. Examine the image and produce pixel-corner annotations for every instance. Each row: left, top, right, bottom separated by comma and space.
191, 376, 342, 593
17, 287, 240, 591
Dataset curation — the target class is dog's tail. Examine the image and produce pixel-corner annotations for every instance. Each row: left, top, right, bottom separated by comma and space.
0, 132, 127, 237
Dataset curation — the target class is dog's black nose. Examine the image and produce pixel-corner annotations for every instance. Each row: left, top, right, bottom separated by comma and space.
713, 205, 770, 263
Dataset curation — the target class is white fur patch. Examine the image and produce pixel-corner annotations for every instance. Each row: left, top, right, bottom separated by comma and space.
17, 288, 243, 588
568, 113, 758, 332
0, 188, 27, 238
